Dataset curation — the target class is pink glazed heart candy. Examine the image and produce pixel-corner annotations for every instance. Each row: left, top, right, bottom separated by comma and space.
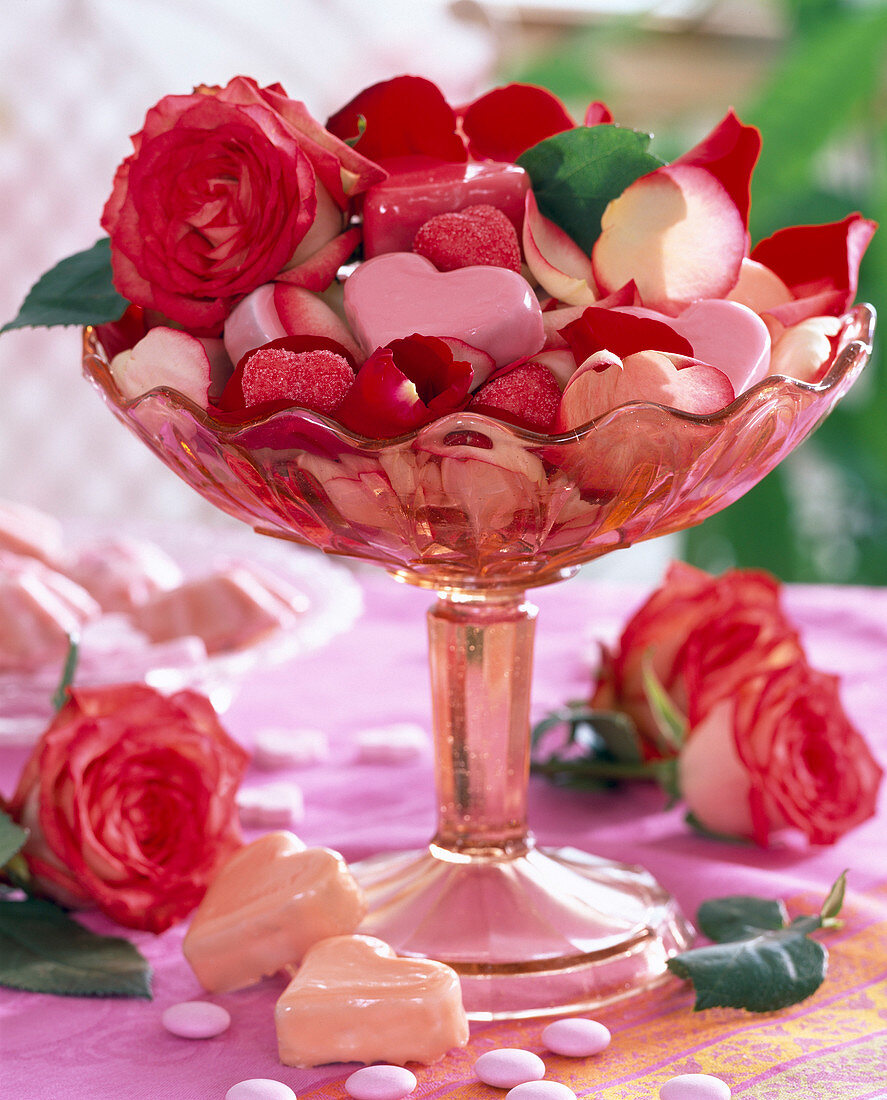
343, 253, 544, 369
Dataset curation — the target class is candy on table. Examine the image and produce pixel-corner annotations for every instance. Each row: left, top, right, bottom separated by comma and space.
355, 722, 428, 764
275, 933, 469, 1067
506, 1083, 577, 1100
161, 1000, 231, 1039
345, 1065, 418, 1100
63, 535, 183, 613
474, 1048, 546, 1088
225, 1081, 297, 1100
237, 781, 306, 829
0, 552, 100, 673
0, 499, 64, 566
659, 1073, 731, 1099
541, 1018, 611, 1057
361, 161, 530, 258
343, 253, 545, 372
183, 832, 366, 994
130, 566, 299, 654
253, 727, 330, 770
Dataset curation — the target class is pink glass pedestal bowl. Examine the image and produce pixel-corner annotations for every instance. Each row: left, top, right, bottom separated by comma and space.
83, 305, 874, 1019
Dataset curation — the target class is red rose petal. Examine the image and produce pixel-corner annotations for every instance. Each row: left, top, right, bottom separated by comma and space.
325, 75, 466, 166
751, 213, 877, 310
674, 109, 761, 227
469, 361, 561, 433
560, 306, 694, 366
461, 83, 574, 162
413, 204, 522, 273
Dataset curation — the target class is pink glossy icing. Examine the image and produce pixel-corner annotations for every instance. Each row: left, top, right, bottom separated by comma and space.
183, 832, 366, 994
343, 253, 544, 369
362, 161, 529, 258
0, 499, 64, 566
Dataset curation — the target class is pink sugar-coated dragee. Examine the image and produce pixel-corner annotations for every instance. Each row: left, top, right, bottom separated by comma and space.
474, 1048, 546, 1088
344, 1065, 418, 1100
541, 1017, 611, 1057
236, 781, 305, 828
225, 1080, 297, 1100
660, 1073, 731, 1099
161, 1000, 230, 1039
505, 1082, 577, 1100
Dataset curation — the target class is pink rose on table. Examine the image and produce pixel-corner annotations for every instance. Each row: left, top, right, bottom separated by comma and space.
9, 684, 249, 932
680, 664, 883, 846
101, 76, 384, 335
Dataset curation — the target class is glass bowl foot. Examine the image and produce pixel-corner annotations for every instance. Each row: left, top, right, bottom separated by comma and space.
351, 843, 694, 1020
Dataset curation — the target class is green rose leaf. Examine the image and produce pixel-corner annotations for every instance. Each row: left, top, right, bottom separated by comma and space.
697, 894, 789, 943
668, 928, 828, 1012
0, 897, 152, 999
516, 124, 664, 254
1, 238, 128, 333
0, 811, 28, 868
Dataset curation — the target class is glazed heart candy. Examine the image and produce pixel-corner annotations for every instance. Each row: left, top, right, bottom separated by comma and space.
9, 75, 876, 439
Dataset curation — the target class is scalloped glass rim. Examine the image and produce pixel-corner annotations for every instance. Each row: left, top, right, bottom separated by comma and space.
82, 303, 875, 448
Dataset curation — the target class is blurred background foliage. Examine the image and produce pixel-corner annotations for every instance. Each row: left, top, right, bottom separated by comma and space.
487, 0, 887, 584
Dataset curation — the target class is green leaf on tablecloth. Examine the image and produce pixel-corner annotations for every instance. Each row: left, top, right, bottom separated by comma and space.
0, 897, 152, 998
697, 894, 789, 943
516, 125, 664, 253
0, 811, 28, 869
531, 704, 658, 788
1, 238, 128, 333
668, 928, 828, 1012
669, 874, 848, 1012
684, 811, 752, 845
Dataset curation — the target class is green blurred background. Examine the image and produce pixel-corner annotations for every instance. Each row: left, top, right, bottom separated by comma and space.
488, 0, 887, 585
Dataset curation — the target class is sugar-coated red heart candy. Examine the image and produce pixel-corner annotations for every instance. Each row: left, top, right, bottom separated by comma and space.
468, 361, 561, 433
240, 346, 353, 413
413, 204, 522, 273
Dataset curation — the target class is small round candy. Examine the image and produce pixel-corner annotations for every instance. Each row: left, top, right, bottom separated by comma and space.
345, 1065, 418, 1100
475, 1049, 546, 1088
660, 1073, 731, 1100
506, 1083, 576, 1100
161, 1000, 230, 1039
225, 1081, 297, 1100
541, 1018, 611, 1057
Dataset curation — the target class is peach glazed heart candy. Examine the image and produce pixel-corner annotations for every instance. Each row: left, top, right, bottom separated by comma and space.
183, 832, 367, 993
274, 933, 469, 1067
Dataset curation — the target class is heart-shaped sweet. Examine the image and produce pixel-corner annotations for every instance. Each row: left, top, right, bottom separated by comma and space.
343, 252, 544, 370
275, 933, 469, 1067
183, 832, 366, 993
617, 299, 771, 395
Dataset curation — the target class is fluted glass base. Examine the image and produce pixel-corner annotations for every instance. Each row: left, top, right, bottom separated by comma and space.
352, 842, 693, 1020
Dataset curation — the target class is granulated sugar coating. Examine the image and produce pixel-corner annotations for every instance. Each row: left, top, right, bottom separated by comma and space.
469, 361, 561, 432
413, 204, 522, 273
241, 348, 354, 412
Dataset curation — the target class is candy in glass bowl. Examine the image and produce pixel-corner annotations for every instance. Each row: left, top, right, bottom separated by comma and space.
8, 74, 876, 1018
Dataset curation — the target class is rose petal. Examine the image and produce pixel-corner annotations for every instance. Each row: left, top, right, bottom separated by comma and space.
559, 305, 694, 365
460, 83, 574, 162
674, 109, 761, 226
523, 190, 597, 306
325, 75, 466, 166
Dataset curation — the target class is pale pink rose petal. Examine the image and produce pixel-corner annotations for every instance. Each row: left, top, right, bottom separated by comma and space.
523, 190, 597, 306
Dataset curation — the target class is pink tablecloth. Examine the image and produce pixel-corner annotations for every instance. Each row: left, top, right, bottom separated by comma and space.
2, 567, 886, 1099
